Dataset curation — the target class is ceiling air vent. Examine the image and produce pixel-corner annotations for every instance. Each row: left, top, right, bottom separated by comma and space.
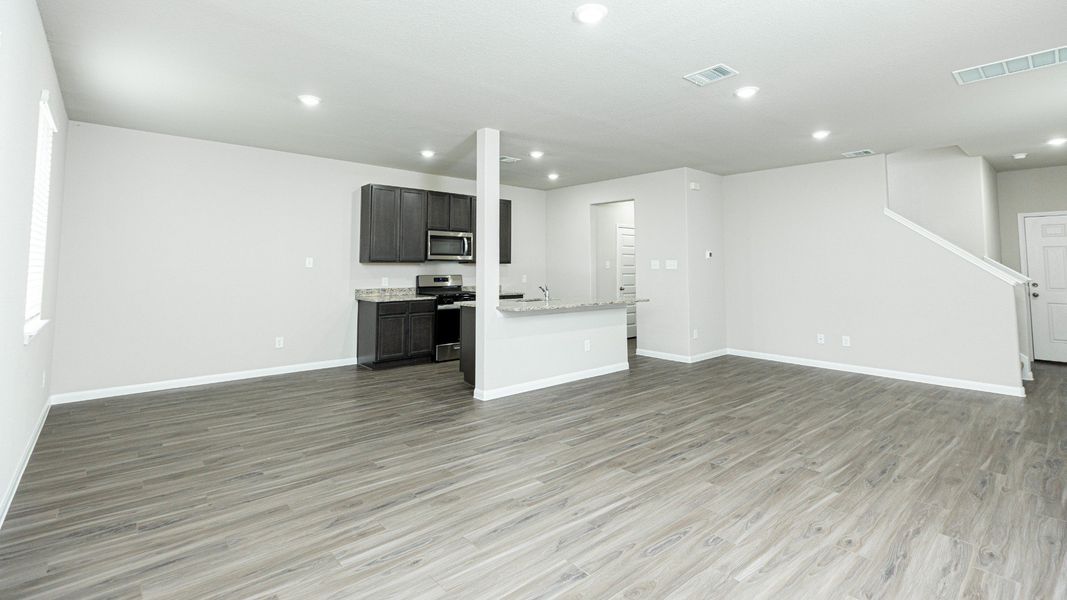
683, 64, 739, 86
842, 149, 875, 158
953, 45, 1067, 85
499, 155, 522, 164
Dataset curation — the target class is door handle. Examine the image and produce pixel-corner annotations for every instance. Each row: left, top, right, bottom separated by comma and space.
1032, 282, 1039, 288
1033, 292, 1040, 298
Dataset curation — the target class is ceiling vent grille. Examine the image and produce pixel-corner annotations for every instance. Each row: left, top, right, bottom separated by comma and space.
953, 46, 1067, 85
683, 64, 739, 86
499, 155, 522, 164
842, 149, 875, 158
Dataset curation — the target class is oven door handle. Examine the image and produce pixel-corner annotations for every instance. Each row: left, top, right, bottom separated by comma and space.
437, 304, 461, 311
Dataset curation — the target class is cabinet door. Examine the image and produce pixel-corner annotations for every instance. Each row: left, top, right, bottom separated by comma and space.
500, 199, 512, 264
376, 314, 408, 361
407, 313, 435, 357
398, 188, 427, 262
427, 191, 450, 231
449, 194, 473, 232
366, 185, 400, 262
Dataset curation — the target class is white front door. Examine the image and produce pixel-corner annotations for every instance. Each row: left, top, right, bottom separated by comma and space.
1025, 214, 1067, 362
617, 225, 636, 338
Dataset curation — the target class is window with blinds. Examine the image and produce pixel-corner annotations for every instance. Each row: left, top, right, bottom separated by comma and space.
25, 90, 57, 331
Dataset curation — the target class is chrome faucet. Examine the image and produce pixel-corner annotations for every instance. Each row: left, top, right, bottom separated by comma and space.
538, 285, 550, 301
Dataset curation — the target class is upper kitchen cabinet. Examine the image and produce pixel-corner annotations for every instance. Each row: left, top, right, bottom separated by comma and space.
468, 198, 512, 264
359, 184, 427, 263
428, 191, 473, 233
500, 199, 512, 265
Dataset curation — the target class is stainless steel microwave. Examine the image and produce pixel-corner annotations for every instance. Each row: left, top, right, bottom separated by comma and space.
427, 230, 473, 261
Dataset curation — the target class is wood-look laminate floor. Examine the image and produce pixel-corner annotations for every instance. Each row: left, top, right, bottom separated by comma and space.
2, 347, 1066, 599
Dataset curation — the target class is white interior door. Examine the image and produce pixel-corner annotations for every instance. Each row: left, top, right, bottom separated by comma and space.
616, 225, 636, 338
1025, 214, 1067, 362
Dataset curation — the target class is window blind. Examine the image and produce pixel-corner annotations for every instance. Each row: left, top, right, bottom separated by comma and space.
25, 91, 56, 323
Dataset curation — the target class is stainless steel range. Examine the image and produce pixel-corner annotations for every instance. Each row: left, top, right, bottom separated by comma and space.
416, 274, 474, 362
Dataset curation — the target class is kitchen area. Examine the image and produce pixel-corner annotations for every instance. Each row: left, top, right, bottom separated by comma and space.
352, 156, 646, 400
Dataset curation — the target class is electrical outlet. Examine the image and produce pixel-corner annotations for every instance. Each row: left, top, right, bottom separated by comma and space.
305, 257, 314, 268
841, 335, 851, 347
275, 336, 285, 349
650, 260, 661, 270
817, 333, 825, 344
584, 339, 591, 352
41, 371, 47, 389
604, 260, 611, 269
521, 274, 527, 283
692, 329, 699, 340
380, 277, 389, 287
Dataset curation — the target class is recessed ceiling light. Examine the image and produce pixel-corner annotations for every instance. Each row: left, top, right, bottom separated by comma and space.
1013, 152, 1028, 160
734, 86, 760, 99
812, 130, 831, 140
529, 150, 545, 159
297, 94, 321, 107
548, 173, 560, 181
1048, 137, 1067, 147
420, 150, 435, 158
573, 3, 608, 25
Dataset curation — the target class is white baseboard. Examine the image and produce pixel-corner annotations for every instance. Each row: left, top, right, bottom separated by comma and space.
474, 362, 630, 401
635, 348, 728, 364
49, 357, 362, 405
1, 401, 50, 532
726, 348, 1025, 398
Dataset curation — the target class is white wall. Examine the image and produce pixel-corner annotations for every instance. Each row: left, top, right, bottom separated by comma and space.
724, 155, 1021, 392
52, 123, 546, 395
683, 168, 727, 356
980, 159, 1001, 262
592, 201, 634, 299
997, 165, 1067, 271
545, 168, 727, 360
0, 0, 69, 525
886, 147, 991, 258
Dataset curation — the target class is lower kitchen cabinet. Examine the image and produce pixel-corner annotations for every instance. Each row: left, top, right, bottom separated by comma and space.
357, 300, 435, 366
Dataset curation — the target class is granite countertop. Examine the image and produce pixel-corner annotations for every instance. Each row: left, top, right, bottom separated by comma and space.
354, 288, 433, 303
455, 297, 648, 313
354, 287, 524, 303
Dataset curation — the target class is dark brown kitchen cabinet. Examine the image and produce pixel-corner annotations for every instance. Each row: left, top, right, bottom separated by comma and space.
427, 191, 473, 233
499, 199, 512, 264
467, 198, 512, 264
357, 300, 436, 367
449, 195, 472, 232
359, 185, 427, 263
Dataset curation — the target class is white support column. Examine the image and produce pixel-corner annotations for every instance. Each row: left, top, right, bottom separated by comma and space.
474, 128, 500, 399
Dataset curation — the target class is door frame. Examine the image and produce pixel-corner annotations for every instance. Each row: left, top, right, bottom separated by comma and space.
616, 224, 637, 338
1018, 210, 1067, 362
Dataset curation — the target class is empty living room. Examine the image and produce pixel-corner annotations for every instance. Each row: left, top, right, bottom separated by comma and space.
2, 1, 1067, 598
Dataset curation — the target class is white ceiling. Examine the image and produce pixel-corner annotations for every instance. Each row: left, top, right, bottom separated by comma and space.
37, 0, 1067, 189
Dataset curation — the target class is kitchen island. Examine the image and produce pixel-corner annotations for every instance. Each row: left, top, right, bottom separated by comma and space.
458, 297, 648, 393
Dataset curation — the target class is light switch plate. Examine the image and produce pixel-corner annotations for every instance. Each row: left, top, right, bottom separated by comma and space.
521, 274, 527, 283
841, 335, 851, 347
689, 182, 701, 191
604, 260, 611, 269
650, 260, 661, 270
705, 250, 713, 259
305, 257, 314, 268
665, 259, 678, 270
381, 277, 389, 287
